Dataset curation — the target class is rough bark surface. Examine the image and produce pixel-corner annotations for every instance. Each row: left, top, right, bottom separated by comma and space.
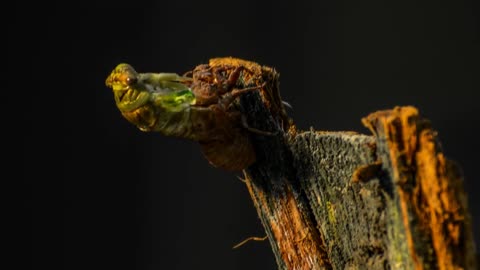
245, 106, 477, 270
206, 58, 476, 270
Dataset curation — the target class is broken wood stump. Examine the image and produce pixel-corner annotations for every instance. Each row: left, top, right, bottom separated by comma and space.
203, 57, 479, 270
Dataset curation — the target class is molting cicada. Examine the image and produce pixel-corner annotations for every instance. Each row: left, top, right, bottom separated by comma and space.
105, 57, 288, 171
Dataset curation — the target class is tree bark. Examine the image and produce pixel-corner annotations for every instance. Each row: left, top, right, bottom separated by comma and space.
225, 62, 478, 269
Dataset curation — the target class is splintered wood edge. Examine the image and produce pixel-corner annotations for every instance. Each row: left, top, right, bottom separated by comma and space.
362, 106, 477, 270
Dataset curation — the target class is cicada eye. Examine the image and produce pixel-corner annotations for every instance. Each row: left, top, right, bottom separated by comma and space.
126, 77, 137, 85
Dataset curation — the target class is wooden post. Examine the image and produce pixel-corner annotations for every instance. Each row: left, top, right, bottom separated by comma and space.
206, 57, 479, 270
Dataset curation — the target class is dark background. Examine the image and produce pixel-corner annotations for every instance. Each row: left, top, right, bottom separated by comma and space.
17, 0, 478, 269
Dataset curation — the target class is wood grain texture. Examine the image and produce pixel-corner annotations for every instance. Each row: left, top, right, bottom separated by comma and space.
206, 58, 476, 270
290, 131, 388, 269
363, 106, 477, 270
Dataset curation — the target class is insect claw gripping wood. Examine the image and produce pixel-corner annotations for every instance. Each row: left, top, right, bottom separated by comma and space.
218, 82, 267, 111
188, 57, 291, 170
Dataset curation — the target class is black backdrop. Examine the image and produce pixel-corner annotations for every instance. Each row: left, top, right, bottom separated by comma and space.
17, 1, 478, 269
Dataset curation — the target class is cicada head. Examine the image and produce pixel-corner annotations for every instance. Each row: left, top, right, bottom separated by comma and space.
105, 63, 139, 91
106, 63, 151, 112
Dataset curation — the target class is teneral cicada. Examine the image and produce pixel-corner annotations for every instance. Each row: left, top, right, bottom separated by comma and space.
105, 57, 289, 171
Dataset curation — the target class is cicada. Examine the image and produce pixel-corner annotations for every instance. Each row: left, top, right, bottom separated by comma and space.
105, 58, 285, 171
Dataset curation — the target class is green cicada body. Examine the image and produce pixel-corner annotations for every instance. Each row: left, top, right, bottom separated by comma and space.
105, 58, 285, 171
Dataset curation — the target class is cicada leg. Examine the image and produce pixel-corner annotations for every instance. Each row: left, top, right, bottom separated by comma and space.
182, 70, 193, 78
212, 66, 245, 95
224, 66, 244, 90
241, 114, 278, 136
218, 82, 267, 109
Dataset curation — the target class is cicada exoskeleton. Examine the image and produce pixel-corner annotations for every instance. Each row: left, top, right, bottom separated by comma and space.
105, 57, 289, 171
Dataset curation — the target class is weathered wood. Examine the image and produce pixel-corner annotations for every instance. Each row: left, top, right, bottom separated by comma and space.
200, 58, 476, 270
289, 131, 389, 269
362, 107, 477, 270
